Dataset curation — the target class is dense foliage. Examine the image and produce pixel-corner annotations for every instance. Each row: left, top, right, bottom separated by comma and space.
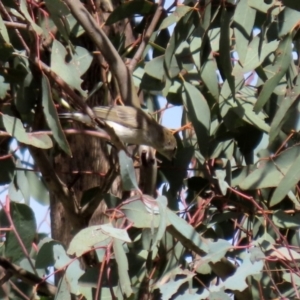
1, 0, 300, 299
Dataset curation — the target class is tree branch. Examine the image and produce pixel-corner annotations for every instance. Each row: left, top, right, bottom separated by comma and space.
128, 0, 165, 72
63, 0, 140, 107
0, 257, 57, 297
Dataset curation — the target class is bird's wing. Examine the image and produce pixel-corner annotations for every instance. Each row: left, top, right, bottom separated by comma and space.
93, 106, 144, 129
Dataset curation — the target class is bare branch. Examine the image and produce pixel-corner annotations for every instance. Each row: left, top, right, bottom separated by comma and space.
3, 21, 27, 30
0, 257, 57, 297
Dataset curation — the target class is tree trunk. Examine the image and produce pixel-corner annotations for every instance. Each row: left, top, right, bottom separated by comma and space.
50, 2, 136, 246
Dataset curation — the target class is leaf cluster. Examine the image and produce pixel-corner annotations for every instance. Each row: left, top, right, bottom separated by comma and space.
1, 0, 300, 299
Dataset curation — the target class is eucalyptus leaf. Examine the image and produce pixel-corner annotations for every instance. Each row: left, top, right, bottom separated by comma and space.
5, 202, 36, 263
42, 74, 71, 156
50, 40, 93, 97
118, 150, 139, 191
2, 114, 53, 149
182, 81, 210, 157
239, 145, 300, 192
68, 224, 131, 257
20, 0, 43, 35
232, 37, 279, 76
254, 34, 292, 112
113, 239, 132, 297
44, 0, 71, 43
233, 0, 256, 64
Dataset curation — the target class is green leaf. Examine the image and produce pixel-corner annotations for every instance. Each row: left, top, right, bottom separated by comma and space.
0, 35, 14, 62
106, 0, 155, 25
118, 150, 139, 191
26, 171, 50, 205
167, 209, 209, 253
42, 74, 71, 156
200, 239, 231, 264
202, 0, 212, 31
121, 198, 161, 228
223, 250, 263, 292
55, 247, 85, 294
232, 37, 279, 76
208, 28, 221, 52
271, 148, 300, 205
159, 6, 192, 30
0, 75, 10, 99
157, 268, 194, 299
219, 76, 245, 120
151, 196, 168, 249
50, 40, 93, 97
200, 53, 219, 101
36, 239, 62, 268
144, 55, 165, 80
44, 0, 71, 44
8, 181, 23, 202
209, 291, 232, 300
254, 34, 292, 112
164, 9, 195, 79
269, 91, 297, 144
182, 81, 211, 157
239, 145, 300, 191
20, 0, 43, 35
67, 224, 131, 257
233, 0, 256, 64
249, 247, 265, 263
282, 272, 300, 285
273, 210, 300, 229
0, 14, 10, 43
103, 193, 122, 209
113, 239, 132, 297
2, 114, 53, 149
190, 28, 202, 68
235, 87, 270, 132
5, 202, 36, 263
56, 277, 72, 300
270, 247, 300, 261
219, 7, 235, 93
278, 7, 300, 37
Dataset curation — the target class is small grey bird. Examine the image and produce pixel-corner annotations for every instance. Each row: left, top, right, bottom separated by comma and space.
60, 106, 177, 160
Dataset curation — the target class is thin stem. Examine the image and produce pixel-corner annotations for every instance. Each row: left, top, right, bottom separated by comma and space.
128, 0, 165, 72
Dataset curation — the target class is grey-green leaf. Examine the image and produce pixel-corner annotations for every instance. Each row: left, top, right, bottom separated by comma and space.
50, 40, 93, 97
254, 34, 292, 112
2, 114, 53, 149
271, 151, 300, 206
233, 0, 256, 64
118, 150, 139, 191
42, 74, 72, 156
113, 239, 132, 297
182, 81, 211, 157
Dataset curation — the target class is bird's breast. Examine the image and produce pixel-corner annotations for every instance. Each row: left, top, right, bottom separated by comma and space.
105, 121, 147, 144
